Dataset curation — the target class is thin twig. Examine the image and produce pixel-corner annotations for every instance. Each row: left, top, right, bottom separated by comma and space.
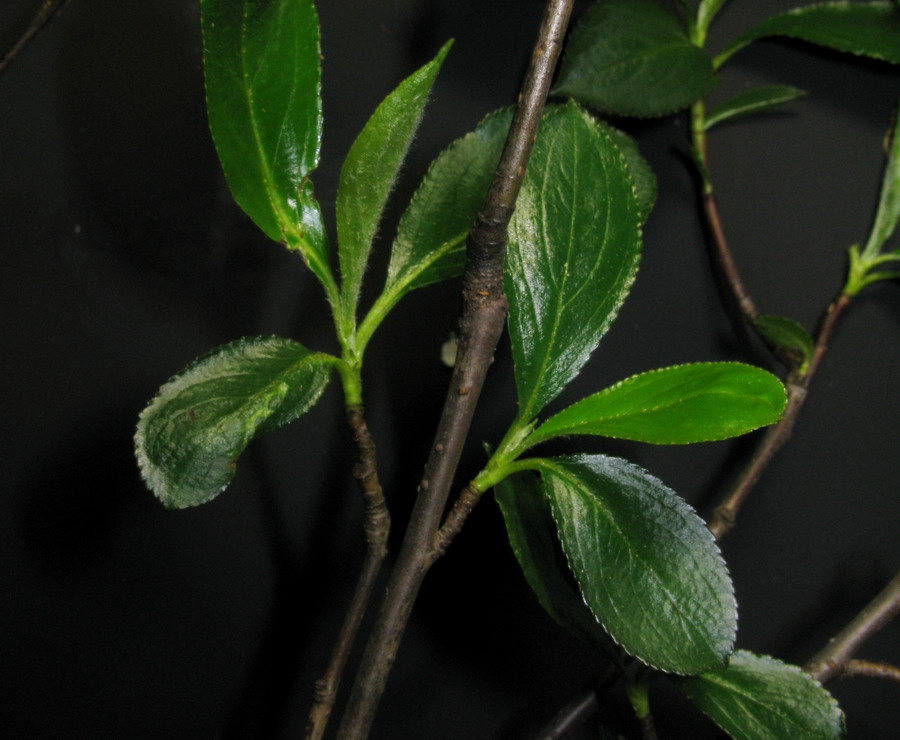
806, 569, 900, 683
703, 191, 759, 324
431, 483, 481, 559
638, 713, 659, 740
0, 0, 71, 76
336, 2, 575, 736
531, 667, 618, 740
305, 406, 389, 740
707, 379, 806, 539
693, 95, 858, 540
707, 292, 852, 540
843, 659, 900, 683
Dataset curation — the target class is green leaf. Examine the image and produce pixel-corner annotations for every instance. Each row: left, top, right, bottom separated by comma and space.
136, 337, 333, 509
698, 0, 734, 38
753, 315, 815, 371
507, 102, 642, 419
381, 108, 512, 306
201, 0, 332, 288
717, 2, 900, 69
679, 650, 846, 740
846, 108, 900, 294
336, 41, 452, 322
705, 85, 807, 129
554, 0, 717, 117
863, 102, 900, 255
495, 472, 618, 657
536, 454, 736, 674
529, 362, 786, 447
602, 123, 658, 224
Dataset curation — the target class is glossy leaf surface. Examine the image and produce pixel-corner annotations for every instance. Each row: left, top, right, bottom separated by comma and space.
680, 650, 846, 739
507, 102, 641, 419
383, 109, 512, 305
136, 337, 333, 509
201, 0, 330, 283
554, 0, 716, 117
537, 455, 736, 674
529, 362, 786, 446
719, 2, 900, 67
336, 41, 452, 320
753, 315, 815, 371
602, 123, 657, 224
705, 85, 806, 129
495, 472, 617, 656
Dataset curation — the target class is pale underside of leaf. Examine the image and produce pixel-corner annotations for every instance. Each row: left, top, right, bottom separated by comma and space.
136, 337, 333, 509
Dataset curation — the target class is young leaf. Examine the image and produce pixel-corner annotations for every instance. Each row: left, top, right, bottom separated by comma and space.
136, 337, 333, 509
381, 109, 512, 307
495, 472, 618, 658
536, 455, 736, 674
753, 315, 815, 372
336, 41, 452, 322
717, 2, 900, 69
528, 362, 786, 447
705, 85, 807, 130
507, 102, 642, 419
201, 0, 332, 287
679, 650, 846, 740
554, 0, 716, 117
863, 101, 900, 255
846, 105, 900, 294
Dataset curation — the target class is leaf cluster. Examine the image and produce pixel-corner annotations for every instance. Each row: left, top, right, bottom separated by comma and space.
133, 0, 900, 737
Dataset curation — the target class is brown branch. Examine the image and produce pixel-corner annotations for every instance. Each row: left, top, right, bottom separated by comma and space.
531, 668, 618, 740
335, 2, 574, 736
806, 568, 900, 684
707, 379, 806, 539
703, 191, 759, 324
0, 0, 71, 76
431, 483, 481, 559
843, 659, 900, 683
708, 292, 853, 540
638, 713, 659, 740
305, 405, 389, 740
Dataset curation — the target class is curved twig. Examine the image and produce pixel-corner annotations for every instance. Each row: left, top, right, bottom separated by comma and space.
305, 406, 389, 740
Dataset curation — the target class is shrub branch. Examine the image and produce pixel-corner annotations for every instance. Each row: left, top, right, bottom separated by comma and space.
0, 0, 72, 75
335, 1, 574, 736
806, 569, 900, 684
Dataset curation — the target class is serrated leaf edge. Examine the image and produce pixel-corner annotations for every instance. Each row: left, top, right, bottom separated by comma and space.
135, 336, 334, 508
531, 362, 787, 447
536, 455, 737, 674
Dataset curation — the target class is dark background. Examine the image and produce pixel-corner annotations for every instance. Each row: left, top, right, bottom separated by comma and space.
1, 1, 898, 738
